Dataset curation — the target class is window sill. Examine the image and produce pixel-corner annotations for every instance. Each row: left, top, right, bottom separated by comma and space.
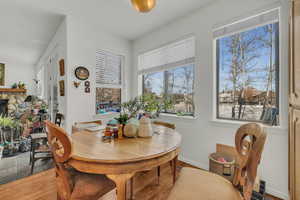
210, 118, 288, 134
94, 112, 119, 118
160, 113, 197, 120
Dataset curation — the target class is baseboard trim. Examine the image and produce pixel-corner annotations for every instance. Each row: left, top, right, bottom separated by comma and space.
266, 187, 289, 200
178, 156, 289, 200
179, 156, 209, 170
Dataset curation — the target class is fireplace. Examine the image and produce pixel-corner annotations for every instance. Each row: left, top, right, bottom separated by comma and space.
0, 99, 9, 115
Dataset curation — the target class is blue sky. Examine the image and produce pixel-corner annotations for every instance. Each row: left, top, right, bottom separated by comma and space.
218, 22, 279, 92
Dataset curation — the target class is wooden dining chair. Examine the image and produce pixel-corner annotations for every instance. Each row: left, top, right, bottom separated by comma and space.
167, 123, 266, 200
153, 120, 176, 129
45, 121, 115, 200
30, 114, 62, 174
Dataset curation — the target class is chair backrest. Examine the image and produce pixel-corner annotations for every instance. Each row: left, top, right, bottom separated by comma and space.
153, 121, 176, 129
45, 121, 73, 200
232, 123, 267, 200
45, 120, 71, 163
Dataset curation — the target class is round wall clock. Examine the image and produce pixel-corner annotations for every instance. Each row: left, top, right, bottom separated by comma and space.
74, 66, 89, 80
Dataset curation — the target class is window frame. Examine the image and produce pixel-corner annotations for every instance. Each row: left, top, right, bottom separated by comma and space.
138, 36, 196, 117
214, 20, 280, 125
142, 63, 196, 117
95, 50, 125, 115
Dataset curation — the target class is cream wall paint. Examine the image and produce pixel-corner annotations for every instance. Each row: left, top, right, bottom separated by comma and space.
132, 0, 289, 199
64, 16, 132, 132
36, 19, 67, 125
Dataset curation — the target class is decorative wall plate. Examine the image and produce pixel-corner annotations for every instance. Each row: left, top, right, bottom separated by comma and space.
84, 81, 90, 87
75, 66, 89, 80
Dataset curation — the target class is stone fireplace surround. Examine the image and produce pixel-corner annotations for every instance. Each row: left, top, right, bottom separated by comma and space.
0, 89, 27, 115
0, 99, 9, 115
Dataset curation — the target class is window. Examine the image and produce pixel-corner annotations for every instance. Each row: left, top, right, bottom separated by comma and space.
95, 50, 123, 114
215, 9, 280, 125
139, 37, 195, 116
96, 88, 121, 114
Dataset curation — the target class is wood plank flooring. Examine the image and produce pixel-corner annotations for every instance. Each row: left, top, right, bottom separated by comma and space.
0, 162, 282, 200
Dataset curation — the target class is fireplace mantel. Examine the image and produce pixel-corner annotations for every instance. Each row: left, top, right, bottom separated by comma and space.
0, 88, 26, 93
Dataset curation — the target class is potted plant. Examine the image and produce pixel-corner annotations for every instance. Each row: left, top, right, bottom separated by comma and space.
140, 94, 173, 118
120, 94, 174, 119
0, 116, 17, 157
121, 97, 142, 118
18, 81, 26, 89
11, 83, 18, 89
115, 113, 130, 126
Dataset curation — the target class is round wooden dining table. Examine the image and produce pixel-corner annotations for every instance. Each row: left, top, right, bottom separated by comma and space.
68, 125, 182, 200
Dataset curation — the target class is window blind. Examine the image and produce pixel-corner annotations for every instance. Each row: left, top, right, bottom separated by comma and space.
138, 37, 196, 74
213, 8, 279, 39
96, 50, 122, 85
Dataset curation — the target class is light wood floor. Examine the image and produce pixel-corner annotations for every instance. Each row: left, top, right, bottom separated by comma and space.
0, 162, 281, 200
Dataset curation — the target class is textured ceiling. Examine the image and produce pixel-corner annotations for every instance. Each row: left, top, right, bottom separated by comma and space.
0, 0, 217, 65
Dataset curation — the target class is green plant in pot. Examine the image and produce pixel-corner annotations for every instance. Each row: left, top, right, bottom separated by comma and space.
115, 113, 130, 125
120, 94, 174, 119
18, 81, 26, 89
121, 97, 142, 118
140, 93, 173, 118
0, 115, 17, 156
11, 83, 18, 89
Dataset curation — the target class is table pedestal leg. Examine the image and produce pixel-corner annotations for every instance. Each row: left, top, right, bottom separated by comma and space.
107, 173, 134, 200
173, 155, 178, 184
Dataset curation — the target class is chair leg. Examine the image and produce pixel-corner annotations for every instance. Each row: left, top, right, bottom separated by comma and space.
29, 151, 32, 165
29, 140, 33, 165
130, 177, 134, 200
31, 159, 35, 174
157, 166, 160, 185
169, 160, 173, 168
173, 156, 178, 184
57, 192, 62, 200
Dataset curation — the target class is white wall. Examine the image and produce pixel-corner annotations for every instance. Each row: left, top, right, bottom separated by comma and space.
2, 61, 35, 95
64, 16, 132, 132
36, 18, 67, 123
132, 0, 289, 199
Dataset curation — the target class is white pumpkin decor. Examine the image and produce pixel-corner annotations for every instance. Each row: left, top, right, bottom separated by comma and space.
124, 123, 138, 138
138, 116, 153, 138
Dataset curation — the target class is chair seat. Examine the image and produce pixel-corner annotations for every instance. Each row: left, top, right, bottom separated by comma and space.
35, 145, 51, 153
167, 167, 243, 200
70, 172, 115, 200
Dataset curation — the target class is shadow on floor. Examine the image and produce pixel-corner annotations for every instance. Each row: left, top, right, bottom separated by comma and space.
0, 152, 53, 184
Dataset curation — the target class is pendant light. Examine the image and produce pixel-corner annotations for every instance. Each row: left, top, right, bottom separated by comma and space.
131, 0, 156, 13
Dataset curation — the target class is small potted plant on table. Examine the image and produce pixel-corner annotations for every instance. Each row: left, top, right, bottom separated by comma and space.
114, 113, 130, 138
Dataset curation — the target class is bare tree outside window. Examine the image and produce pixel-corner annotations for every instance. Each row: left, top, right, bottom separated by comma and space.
143, 64, 195, 116
216, 22, 279, 125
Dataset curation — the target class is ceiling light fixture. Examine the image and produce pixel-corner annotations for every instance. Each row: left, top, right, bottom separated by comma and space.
131, 0, 156, 13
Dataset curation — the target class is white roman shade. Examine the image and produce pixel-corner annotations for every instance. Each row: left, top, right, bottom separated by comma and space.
138, 37, 196, 74
213, 8, 279, 39
96, 50, 122, 85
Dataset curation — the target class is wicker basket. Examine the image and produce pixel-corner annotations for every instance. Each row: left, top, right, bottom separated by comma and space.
209, 152, 235, 182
